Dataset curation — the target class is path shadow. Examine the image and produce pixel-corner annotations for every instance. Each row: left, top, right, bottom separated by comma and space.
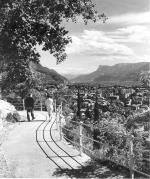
18, 120, 45, 123
53, 159, 147, 178
53, 159, 130, 178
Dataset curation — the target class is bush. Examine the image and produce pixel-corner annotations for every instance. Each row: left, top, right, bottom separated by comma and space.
6, 111, 21, 123
13, 111, 21, 122
62, 121, 80, 149
6, 113, 15, 123
62, 115, 145, 171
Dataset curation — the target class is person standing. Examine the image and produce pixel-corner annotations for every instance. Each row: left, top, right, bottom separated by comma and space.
25, 93, 35, 122
45, 94, 53, 120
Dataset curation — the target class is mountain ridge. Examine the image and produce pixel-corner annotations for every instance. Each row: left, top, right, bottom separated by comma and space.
71, 62, 150, 85
30, 62, 67, 84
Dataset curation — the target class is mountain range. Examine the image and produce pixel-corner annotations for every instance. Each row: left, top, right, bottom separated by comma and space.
62, 73, 80, 80
30, 62, 67, 84
71, 62, 150, 86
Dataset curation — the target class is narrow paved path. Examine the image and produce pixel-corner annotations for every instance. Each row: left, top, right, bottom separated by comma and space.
1, 111, 128, 178
1, 111, 90, 178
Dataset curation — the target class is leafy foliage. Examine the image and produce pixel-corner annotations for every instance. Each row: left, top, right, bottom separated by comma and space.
0, 0, 106, 64
6, 111, 21, 122
3, 59, 31, 87
0, 0, 106, 98
63, 114, 145, 171
139, 71, 150, 88
59, 88, 147, 172
125, 111, 150, 130
62, 120, 80, 149
2, 60, 46, 98
12, 111, 21, 122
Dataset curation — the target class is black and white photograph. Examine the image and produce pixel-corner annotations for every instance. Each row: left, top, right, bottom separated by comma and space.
0, 0, 150, 178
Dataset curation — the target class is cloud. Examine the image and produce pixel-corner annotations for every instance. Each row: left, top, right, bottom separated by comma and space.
109, 12, 150, 25
87, 55, 150, 68
107, 25, 150, 43
66, 30, 134, 57
38, 10, 150, 75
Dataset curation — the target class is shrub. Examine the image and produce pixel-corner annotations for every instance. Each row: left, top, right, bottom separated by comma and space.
6, 111, 21, 123
62, 105, 73, 116
6, 113, 15, 123
62, 120, 80, 149
13, 111, 21, 122
62, 115, 145, 172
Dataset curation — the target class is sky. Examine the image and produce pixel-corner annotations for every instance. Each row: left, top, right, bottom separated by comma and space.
39, 0, 150, 75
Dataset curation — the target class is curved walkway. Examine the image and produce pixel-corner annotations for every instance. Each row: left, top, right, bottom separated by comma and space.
1, 111, 128, 178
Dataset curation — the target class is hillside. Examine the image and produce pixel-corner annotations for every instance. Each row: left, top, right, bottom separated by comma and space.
62, 73, 80, 80
72, 62, 150, 85
30, 62, 67, 84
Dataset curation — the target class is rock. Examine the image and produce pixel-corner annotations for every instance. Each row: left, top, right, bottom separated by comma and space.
0, 100, 16, 120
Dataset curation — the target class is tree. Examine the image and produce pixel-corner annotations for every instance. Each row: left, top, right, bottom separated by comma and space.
77, 86, 81, 118
85, 106, 92, 119
2, 59, 31, 92
94, 89, 99, 122
0, 0, 106, 64
93, 88, 100, 149
139, 71, 150, 89
2, 60, 45, 97
0, 1, 106, 94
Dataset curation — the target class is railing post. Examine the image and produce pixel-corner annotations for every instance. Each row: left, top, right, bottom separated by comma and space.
59, 107, 62, 140
60, 102, 62, 115
40, 101, 42, 111
129, 135, 134, 179
56, 105, 59, 130
54, 99, 56, 113
23, 99, 25, 111
80, 121, 83, 156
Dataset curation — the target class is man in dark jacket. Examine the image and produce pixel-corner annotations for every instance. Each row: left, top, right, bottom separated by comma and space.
25, 93, 35, 121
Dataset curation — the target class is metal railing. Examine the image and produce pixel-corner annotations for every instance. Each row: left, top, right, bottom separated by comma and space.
5, 99, 150, 179
7, 101, 46, 111
8, 99, 58, 112
56, 112, 150, 179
